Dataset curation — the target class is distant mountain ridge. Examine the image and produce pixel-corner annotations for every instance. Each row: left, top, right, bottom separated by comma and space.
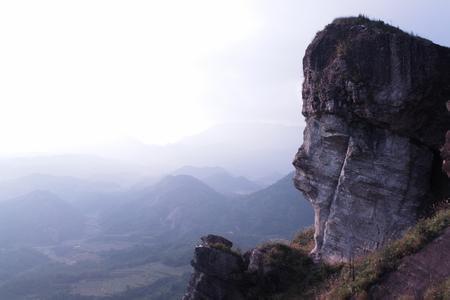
102, 172, 313, 247
172, 165, 263, 195
0, 122, 301, 183
102, 175, 233, 241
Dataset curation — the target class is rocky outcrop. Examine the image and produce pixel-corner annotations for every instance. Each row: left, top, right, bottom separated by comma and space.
183, 235, 247, 300
183, 235, 312, 300
293, 16, 450, 262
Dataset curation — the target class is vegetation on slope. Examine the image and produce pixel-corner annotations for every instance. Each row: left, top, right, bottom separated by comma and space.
260, 228, 341, 299
267, 208, 449, 299
245, 241, 338, 299
327, 208, 450, 299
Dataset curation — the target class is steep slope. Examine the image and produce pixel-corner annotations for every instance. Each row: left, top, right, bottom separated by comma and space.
370, 227, 450, 299
320, 208, 450, 299
0, 191, 85, 246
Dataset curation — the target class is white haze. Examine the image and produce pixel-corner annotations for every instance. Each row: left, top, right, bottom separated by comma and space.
0, 0, 449, 186
0, 0, 260, 153
0, 2, 448, 298
1, 0, 449, 156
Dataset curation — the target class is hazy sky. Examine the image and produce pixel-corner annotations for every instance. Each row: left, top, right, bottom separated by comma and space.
0, 0, 449, 153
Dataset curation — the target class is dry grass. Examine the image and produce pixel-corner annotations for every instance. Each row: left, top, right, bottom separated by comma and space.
266, 228, 341, 299
326, 209, 450, 299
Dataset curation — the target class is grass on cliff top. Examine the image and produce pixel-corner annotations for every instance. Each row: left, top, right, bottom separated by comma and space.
327, 208, 450, 299
330, 14, 407, 36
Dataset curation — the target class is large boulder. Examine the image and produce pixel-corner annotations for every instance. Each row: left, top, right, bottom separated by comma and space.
293, 16, 450, 262
182, 235, 246, 300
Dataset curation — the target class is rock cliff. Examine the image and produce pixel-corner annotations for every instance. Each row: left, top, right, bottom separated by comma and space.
293, 16, 450, 262
183, 235, 247, 300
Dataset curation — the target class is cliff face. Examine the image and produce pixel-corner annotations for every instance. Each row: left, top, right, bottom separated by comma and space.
293, 17, 450, 262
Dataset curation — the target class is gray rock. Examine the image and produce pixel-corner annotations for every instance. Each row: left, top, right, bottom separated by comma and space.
183, 272, 246, 300
293, 16, 450, 262
191, 246, 244, 281
183, 235, 246, 300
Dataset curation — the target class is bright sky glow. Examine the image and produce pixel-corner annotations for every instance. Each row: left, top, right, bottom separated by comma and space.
0, 0, 260, 153
0, 0, 449, 154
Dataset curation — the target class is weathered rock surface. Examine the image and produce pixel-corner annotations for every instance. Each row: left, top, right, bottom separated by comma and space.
293, 16, 450, 262
183, 235, 246, 300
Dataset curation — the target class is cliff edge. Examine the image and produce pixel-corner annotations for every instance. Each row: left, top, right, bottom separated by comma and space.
293, 16, 450, 262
